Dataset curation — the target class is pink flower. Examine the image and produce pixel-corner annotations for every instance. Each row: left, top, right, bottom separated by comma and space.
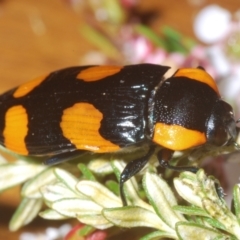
125, 36, 153, 63
120, 0, 138, 9
65, 224, 107, 240
144, 49, 167, 64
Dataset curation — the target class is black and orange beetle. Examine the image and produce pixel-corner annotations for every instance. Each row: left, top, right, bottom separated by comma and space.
0, 64, 238, 205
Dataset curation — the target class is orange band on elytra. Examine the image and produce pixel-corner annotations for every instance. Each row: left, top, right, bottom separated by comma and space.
3, 105, 28, 155
13, 74, 48, 98
60, 102, 120, 153
77, 66, 122, 82
153, 122, 207, 151
174, 68, 219, 95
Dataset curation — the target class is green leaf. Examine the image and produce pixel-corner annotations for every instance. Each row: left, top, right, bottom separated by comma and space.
9, 198, 43, 231
0, 162, 45, 192
143, 172, 185, 228
78, 163, 96, 181
162, 26, 182, 41
174, 172, 203, 208
175, 170, 240, 236
88, 157, 113, 175
103, 206, 175, 235
41, 182, 84, 205
176, 222, 223, 239
103, 0, 125, 24
202, 198, 240, 236
21, 168, 56, 198
201, 217, 226, 232
52, 198, 102, 218
54, 168, 80, 194
105, 180, 119, 196
194, 216, 206, 225
79, 24, 121, 61
140, 230, 177, 240
39, 209, 68, 220
134, 25, 166, 48
161, 26, 195, 54
233, 185, 240, 225
77, 213, 113, 229
173, 205, 209, 217
78, 225, 95, 237
76, 180, 121, 208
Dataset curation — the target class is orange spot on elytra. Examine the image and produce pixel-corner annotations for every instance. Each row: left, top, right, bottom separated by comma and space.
3, 105, 28, 155
77, 66, 122, 82
153, 122, 206, 151
13, 74, 48, 98
174, 68, 219, 95
60, 103, 120, 153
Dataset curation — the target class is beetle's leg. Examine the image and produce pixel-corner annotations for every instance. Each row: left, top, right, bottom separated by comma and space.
120, 145, 156, 206
157, 148, 198, 173
157, 149, 225, 199
44, 150, 86, 165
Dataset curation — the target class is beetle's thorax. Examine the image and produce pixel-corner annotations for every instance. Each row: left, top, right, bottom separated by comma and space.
149, 76, 222, 151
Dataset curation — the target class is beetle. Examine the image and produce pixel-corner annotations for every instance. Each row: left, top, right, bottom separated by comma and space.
0, 64, 237, 205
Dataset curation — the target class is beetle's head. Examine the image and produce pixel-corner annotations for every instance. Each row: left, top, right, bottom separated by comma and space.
206, 100, 238, 147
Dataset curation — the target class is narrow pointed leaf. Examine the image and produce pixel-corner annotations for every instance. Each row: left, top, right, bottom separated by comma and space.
77, 225, 95, 237
103, 206, 175, 234
201, 217, 226, 231
105, 180, 119, 196
134, 25, 166, 48
202, 198, 240, 236
103, 0, 125, 23
88, 158, 113, 175
76, 180, 121, 208
54, 168, 79, 194
52, 198, 102, 218
140, 230, 177, 240
21, 168, 56, 198
197, 170, 223, 202
174, 177, 203, 208
176, 222, 224, 239
144, 172, 185, 228
162, 26, 196, 51
77, 214, 113, 229
79, 25, 121, 61
161, 26, 188, 54
41, 182, 84, 205
173, 205, 209, 217
39, 209, 69, 220
233, 185, 240, 225
0, 163, 45, 192
9, 198, 43, 231
78, 163, 96, 181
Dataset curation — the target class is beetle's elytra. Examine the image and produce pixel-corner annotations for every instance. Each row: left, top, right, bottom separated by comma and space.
0, 64, 237, 205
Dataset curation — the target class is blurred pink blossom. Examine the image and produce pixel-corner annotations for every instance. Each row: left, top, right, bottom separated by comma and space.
65, 224, 107, 240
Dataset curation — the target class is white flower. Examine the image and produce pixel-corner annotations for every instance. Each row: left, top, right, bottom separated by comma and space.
194, 5, 231, 44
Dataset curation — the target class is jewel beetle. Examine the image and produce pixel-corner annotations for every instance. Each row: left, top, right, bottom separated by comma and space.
0, 64, 238, 205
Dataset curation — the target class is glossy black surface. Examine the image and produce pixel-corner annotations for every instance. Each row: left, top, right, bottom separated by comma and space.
0, 64, 169, 155
153, 76, 219, 132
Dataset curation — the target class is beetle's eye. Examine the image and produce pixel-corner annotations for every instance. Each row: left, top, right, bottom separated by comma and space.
206, 113, 226, 146
226, 118, 237, 141
206, 101, 237, 146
